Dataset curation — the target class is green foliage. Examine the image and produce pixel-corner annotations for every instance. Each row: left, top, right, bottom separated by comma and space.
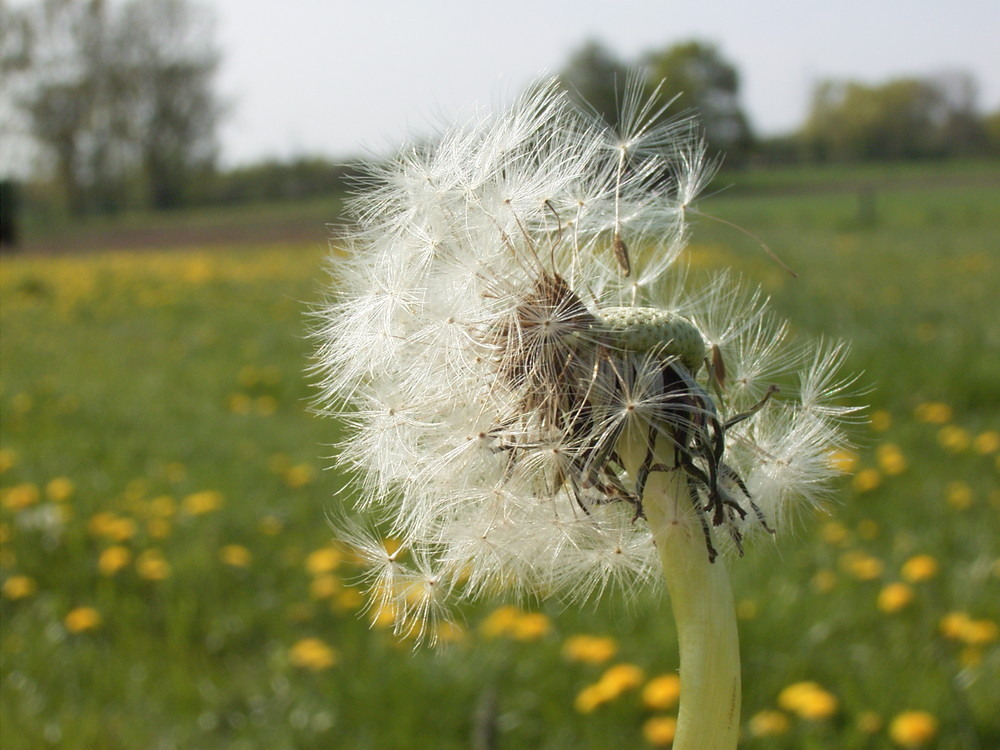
1, 163, 999, 749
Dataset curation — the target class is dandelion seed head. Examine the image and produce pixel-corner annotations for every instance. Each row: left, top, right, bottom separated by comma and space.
312, 79, 856, 640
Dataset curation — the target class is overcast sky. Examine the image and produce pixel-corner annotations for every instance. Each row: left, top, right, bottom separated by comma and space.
180, 0, 1000, 164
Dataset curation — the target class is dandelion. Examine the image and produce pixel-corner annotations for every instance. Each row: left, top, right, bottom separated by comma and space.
901, 554, 938, 583
313, 81, 856, 750
2, 574, 36, 599
182, 490, 223, 515
777, 681, 838, 720
643, 674, 682, 710
563, 634, 618, 664
643, 715, 678, 746
889, 711, 938, 747
135, 549, 171, 580
748, 709, 790, 737
289, 637, 338, 671
220, 544, 252, 567
98, 545, 132, 576
877, 582, 914, 613
64, 606, 102, 633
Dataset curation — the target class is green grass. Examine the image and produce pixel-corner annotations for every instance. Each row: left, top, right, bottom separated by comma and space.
2, 161, 999, 749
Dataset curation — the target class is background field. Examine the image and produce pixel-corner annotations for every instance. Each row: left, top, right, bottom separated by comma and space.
2, 161, 998, 749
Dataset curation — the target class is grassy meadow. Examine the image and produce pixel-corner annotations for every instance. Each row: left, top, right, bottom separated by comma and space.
1, 161, 999, 749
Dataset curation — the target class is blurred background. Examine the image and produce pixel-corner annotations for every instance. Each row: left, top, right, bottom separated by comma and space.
1, 1, 998, 749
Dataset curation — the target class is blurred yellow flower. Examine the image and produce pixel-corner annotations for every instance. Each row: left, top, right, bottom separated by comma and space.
828, 448, 858, 473
183, 490, 223, 515
135, 549, 171, 580
289, 637, 338, 671
255, 395, 278, 416
147, 518, 172, 539
562, 634, 618, 664
748, 709, 790, 737
869, 410, 892, 432
259, 516, 283, 535
64, 606, 102, 633
87, 512, 137, 542
574, 681, 616, 714
840, 551, 884, 581
479, 605, 523, 638
945, 481, 973, 510
2, 483, 39, 511
310, 574, 339, 600
642, 716, 677, 746
305, 547, 341, 575
876, 444, 907, 475
598, 663, 645, 695
510, 612, 551, 641
147, 496, 177, 518
228, 393, 252, 414
0, 448, 18, 473
878, 582, 914, 613
2, 575, 36, 599
973, 430, 999, 454
45, 477, 74, 502
852, 468, 881, 493
98, 546, 132, 576
284, 463, 316, 488
914, 402, 952, 424
777, 681, 839, 720
901, 554, 938, 583
937, 425, 970, 453
642, 674, 681, 711
820, 521, 849, 546
220, 544, 251, 567
812, 569, 838, 593
889, 711, 938, 747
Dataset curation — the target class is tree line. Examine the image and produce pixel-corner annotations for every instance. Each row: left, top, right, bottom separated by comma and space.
2, 3, 999, 222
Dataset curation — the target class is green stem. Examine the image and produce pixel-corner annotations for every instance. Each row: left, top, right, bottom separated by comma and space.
643, 467, 742, 750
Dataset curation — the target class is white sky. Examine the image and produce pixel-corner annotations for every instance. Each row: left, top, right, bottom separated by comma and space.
210, 0, 1000, 165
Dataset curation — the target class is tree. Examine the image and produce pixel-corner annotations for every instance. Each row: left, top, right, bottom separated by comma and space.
800, 73, 987, 161
644, 41, 753, 163
6, 0, 222, 214
556, 40, 631, 129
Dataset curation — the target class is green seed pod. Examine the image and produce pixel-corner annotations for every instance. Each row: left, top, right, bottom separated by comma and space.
598, 306, 706, 373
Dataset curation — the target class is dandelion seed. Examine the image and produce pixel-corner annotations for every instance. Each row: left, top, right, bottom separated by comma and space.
313, 81, 856, 750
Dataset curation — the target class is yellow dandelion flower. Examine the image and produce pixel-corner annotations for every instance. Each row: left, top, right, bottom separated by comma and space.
828, 448, 859, 473
852, 468, 882, 493
914, 402, 952, 424
962, 619, 999, 646
237, 365, 258, 389
135, 549, 171, 580
183, 490, 223, 515
220, 544, 251, 567
574, 682, 616, 714
878, 582, 914, 613
0, 447, 18, 473
748, 709, 790, 737
2, 483, 39, 511
973, 430, 999, 454
435, 620, 466, 644
876, 444, 907, 475
820, 521, 849, 546
870, 410, 892, 432
305, 547, 341, 575
289, 637, 338, 671
254, 395, 277, 416
812, 569, 838, 593
937, 425, 970, 453
45, 477, 74, 502
642, 674, 681, 711
642, 716, 677, 746
334, 587, 363, 611
940, 611, 972, 640
2, 575, 36, 599
778, 681, 839, 720
511, 611, 551, 641
310, 574, 339, 600
562, 634, 619, 664
284, 464, 316, 488
840, 551, 884, 581
945, 481, 973, 510
901, 554, 938, 583
889, 711, 938, 747
479, 605, 522, 638
98, 545, 132, 576
147, 496, 177, 518
228, 393, 252, 414
598, 663, 646, 696
64, 606, 102, 633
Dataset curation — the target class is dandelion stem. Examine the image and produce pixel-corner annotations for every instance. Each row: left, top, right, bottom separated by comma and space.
643, 461, 741, 750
